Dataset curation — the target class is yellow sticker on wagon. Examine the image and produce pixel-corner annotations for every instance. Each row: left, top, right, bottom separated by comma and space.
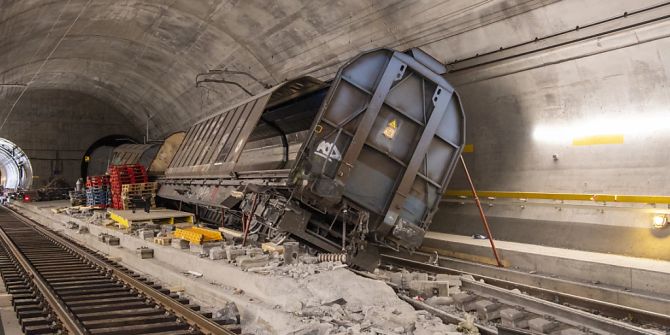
384, 119, 398, 139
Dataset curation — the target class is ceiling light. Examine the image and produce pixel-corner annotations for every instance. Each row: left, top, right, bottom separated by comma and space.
652, 215, 667, 229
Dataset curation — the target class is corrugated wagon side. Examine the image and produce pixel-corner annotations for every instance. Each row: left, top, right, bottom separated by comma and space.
159, 48, 465, 269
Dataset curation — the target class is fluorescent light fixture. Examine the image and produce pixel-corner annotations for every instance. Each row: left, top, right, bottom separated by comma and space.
532, 113, 670, 144
652, 215, 667, 229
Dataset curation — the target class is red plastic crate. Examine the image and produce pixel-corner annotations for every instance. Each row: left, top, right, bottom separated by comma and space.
107, 164, 149, 209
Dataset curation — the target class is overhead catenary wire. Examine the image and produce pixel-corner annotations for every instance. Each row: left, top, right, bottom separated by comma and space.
0, 0, 92, 133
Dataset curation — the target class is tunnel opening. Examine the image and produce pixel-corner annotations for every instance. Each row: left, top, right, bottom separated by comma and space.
80, 134, 138, 179
0, 138, 33, 190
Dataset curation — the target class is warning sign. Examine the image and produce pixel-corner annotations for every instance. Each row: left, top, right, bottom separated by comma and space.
383, 119, 398, 139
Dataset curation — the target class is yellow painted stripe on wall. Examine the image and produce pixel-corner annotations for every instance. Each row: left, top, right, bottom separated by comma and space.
444, 190, 670, 204
462, 144, 474, 153
572, 134, 624, 146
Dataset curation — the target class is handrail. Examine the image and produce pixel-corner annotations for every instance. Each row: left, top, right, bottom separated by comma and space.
444, 190, 670, 204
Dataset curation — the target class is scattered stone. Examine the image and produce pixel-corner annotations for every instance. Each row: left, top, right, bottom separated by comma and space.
190, 241, 224, 255
528, 317, 560, 332
225, 245, 246, 262
65, 221, 78, 229
236, 254, 269, 270
106, 236, 120, 246
425, 296, 454, 306
77, 226, 88, 234
435, 274, 462, 287
261, 242, 284, 254
187, 270, 202, 278
457, 314, 480, 334
209, 246, 225, 260
136, 247, 154, 259
408, 280, 451, 297
245, 247, 264, 257
171, 238, 189, 249
501, 308, 528, 328
213, 302, 240, 325
283, 242, 300, 265
138, 229, 154, 240
453, 293, 477, 311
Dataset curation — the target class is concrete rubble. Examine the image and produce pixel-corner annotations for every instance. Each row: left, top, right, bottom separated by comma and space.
19, 201, 477, 335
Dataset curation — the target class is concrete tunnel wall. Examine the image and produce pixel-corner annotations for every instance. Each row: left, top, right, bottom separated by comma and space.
0, 89, 140, 188
429, 2, 670, 259
1, 1, 669, 258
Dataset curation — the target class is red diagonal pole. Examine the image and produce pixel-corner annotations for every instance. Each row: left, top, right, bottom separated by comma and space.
459, 155, 504, 267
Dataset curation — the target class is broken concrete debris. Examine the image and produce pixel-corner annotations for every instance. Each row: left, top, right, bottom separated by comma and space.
97, 233, 120, 246
50, 204, 466, 334
236, 254, 269, 270
209, 246, 226, 260
171, 238, 189, 249
225, 245, 246, 262
190, 241, 224, 255
283, 241, 299, 265
136, 247, 154, 259
213, 302, 240, 325
137, 229, 154, 240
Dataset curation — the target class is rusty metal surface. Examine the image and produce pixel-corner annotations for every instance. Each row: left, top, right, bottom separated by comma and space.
110, 143, 160, 168
148, 131, 186, 175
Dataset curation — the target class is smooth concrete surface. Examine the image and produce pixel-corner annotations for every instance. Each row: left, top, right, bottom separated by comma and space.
431, 204, 670, 261
0, 90, 139, 187
421, 231, 670, 298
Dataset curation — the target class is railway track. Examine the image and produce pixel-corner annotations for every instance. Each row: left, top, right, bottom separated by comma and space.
0, 207, 239, 335
382, 254, 669, 335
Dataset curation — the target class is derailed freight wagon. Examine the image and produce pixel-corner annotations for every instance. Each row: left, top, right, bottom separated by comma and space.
159, 48, 465, 269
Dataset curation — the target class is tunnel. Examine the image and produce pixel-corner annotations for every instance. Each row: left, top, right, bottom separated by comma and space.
0, 1, 669, 334
0, 138, 32, 190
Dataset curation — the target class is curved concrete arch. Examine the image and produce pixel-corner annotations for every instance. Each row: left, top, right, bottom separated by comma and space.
0, 138, 32, 190
1, 0, 597, 138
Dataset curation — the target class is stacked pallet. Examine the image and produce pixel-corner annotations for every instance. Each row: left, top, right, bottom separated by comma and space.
85, 175, 111, 208
108, 164, 149, 209
121, 182, 157, 210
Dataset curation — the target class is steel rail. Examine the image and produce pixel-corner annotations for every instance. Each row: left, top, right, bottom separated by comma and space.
5, 206, 237, 335
398, 293, 498, 335
0, 216, 88, 334
382, 251, 670, 326
383, 254, 664, 335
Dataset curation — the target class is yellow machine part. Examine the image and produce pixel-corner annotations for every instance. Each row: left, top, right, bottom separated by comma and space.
173, 227, 223, 245
109, 211, 129, 228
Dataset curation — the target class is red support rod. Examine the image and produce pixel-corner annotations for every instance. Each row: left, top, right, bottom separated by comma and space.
459, 155, 504, 267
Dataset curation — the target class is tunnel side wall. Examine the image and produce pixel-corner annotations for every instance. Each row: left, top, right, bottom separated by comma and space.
0, 89, 140, 188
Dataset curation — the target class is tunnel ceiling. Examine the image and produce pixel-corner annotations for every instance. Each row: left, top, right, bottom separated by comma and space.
0, 0, 609, 137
